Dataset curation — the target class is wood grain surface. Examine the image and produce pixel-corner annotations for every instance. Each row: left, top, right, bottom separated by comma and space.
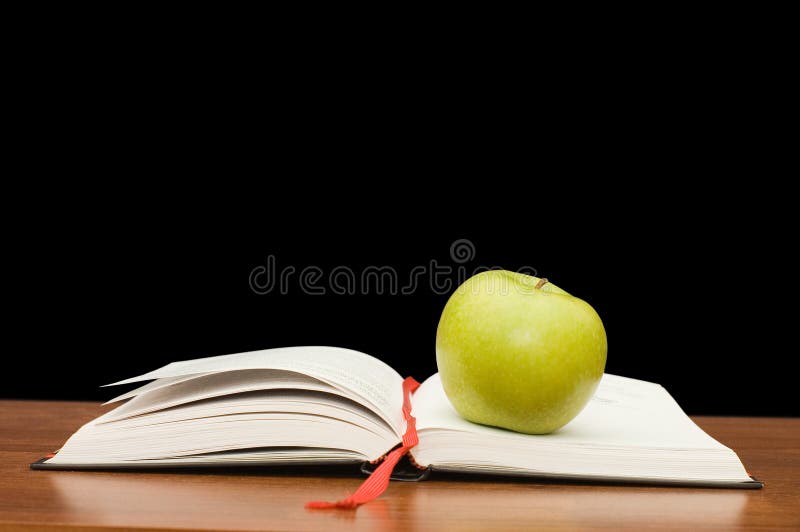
0, 400, 797, 531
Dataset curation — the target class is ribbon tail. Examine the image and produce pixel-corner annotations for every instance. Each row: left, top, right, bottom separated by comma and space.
306, 377, 421, 509
304, 446, 406, 509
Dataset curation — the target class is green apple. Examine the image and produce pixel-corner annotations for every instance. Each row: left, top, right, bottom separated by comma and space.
436, 270, 607, 434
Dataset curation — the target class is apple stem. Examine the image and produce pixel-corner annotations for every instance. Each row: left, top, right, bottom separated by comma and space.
535, 278, 549, 289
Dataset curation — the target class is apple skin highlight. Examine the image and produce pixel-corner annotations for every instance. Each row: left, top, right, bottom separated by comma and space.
436, 270, 608, 435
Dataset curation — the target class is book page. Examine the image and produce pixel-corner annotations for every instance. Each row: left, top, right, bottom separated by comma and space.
99, 370, 343, 423
410, 373, 752, 483
105, 346, 406, 435
413, 373, 726, 449
104, 374, 214, 404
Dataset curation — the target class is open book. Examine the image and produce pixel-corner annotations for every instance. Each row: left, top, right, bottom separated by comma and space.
33, 346, 760, 488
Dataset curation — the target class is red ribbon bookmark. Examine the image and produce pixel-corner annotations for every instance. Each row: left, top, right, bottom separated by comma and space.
306, 376, 421, 509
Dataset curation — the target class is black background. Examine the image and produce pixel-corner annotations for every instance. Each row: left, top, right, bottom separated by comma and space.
7, 38, 794, 416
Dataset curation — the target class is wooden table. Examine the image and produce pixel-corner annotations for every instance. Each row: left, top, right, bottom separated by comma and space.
1, 401, 797, 531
